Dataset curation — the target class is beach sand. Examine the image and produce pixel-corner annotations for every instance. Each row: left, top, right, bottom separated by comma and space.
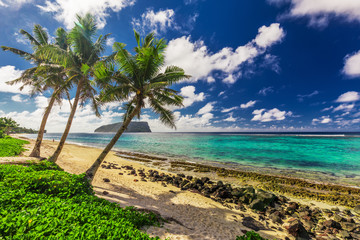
7, 136, 291, 240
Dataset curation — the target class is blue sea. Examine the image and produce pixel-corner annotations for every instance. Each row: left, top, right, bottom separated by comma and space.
25, 132, 360, 180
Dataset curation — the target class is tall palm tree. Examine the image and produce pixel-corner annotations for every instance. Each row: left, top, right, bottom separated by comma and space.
36, 14, 110, 162
85, 31, 190, 182
1, 25, 71, 157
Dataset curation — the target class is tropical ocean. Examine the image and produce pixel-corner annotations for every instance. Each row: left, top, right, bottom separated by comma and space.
25, 132, 360, 181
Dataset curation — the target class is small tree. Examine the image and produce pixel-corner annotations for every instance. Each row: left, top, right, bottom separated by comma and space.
85, 31, 190, 182
0, 117, 19, 135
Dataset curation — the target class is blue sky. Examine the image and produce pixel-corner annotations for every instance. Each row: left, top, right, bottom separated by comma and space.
0, 0, 360, 132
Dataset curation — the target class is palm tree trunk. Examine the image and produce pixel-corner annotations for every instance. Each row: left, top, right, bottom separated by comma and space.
85, 103, 142, 182
29, 91, 57, 158
49, 78, 84, 162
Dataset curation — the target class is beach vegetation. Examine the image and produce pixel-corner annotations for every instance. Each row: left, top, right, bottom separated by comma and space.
1, 25, 72, 158
236, 231, 268, 240
0, 117, 19, 135
0, 162, 161, 239
85, 30, 190, 182
0, 136, 29, 157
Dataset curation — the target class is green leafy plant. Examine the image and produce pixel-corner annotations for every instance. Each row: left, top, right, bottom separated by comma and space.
0, 162, 161, 239
0, 136, 29, 157
236, 231, 268, 240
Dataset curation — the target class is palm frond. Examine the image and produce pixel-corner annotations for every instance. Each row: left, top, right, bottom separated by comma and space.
33, 24, 49, 45
19, 29, 40, 46
148, 96, 177, 129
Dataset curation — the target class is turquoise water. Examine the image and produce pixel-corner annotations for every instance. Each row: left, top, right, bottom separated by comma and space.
26, 132, 360, 177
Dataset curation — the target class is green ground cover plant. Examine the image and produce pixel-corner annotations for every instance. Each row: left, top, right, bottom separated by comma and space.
0, 136, 29, 157
236, 231, 268, 240
0, 162, 161, 239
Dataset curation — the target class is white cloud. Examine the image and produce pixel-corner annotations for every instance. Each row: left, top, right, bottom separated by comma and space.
251, 108, 289, 122
106, 37, 115, 47
179, 85, 205, 108
11, 94, 25, 102
343, 50, 360, 78
197, 102, 215, 115
333, 103, 354, 112
165, 23, 285, 84
132, 9, 175, 34
321, 106, 333, 112
254, 23, 285, 48
4, 95, 124, 132
240, 100, 257, 109
268, 0, 360, 27
218, 91, 225, 97
0, 0, 33, 8
312, 116, 332, 124
336, 91, 360, 102
223, 113, 237, 122
258, 86, 274, 96
221, 106, 239, 113
0, 65, 32, 94
37, 0, 135, 29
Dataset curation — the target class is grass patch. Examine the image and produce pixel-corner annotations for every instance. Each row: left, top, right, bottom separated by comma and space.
0, 136, 29, 157
0, 162, 161, 239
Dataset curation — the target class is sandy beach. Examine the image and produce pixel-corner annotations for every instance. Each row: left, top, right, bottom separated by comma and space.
4, 135, 359, 240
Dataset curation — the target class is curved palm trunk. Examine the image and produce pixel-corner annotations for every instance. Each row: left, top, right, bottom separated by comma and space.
29, 91, 57, 158
85, 103, 142, 182
49, 78, 84, 162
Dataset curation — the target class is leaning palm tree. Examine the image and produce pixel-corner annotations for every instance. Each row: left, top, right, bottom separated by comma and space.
36, 14, 110, 162
85, 31, 190, 182
1, 25, 72, 157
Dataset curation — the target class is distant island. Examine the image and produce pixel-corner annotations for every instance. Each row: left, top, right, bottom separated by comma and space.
94, 122, 151, 133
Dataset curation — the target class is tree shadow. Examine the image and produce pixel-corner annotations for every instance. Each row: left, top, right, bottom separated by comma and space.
92, 180, 283, 240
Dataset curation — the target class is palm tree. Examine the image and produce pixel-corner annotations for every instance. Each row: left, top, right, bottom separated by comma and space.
1, 25, 71, 157
85, 31, 190, 182
35, 14, 110, 162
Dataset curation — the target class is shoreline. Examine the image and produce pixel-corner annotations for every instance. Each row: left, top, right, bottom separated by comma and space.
20, 134, 360, 188
10, 134, 360, 240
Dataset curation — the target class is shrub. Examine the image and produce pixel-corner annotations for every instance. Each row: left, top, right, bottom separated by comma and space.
0, 163, 160, 239
0, 137, 29, 157
236, 231, 268, 240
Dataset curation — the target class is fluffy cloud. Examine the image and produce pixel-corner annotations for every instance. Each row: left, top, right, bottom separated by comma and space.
0, 65, 32, 94
251, 108, 290, 122
343, 51, 360, 78
132, 9, 175, 34
179, 85, 205, 108
254, 23, 285, 48
37, 0, 135, 29
106, 37, 115, 47
221, 106, 239, 113
312, 116, 332, 124
197, 102, 215, 115
223, 113, 237, 122
336, 91, 360, 102
240, 100, 257, 109
268, 0, 360, 27
11, 94, 26, 102
165, 23, 285, 84
3, 95, 124, 132
333, 103, 354, 112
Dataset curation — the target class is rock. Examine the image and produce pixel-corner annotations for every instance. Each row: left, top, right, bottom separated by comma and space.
231, 188, 244, 198
334, 214, 346, 222
217, 181, 224, 187
354, 205, 360, 215
201, 177, 210, 183
186, 175, 193, 181
103, 178, 110, 182
288, 202, 299, 210
269, 211, 283, 224
255, 189, 277, 205
249, 199, 266, 211
323, 220, 342, 230
133, 179, 138, 182
130, 169, 136, 175
338, 230, 352, 239
283, 219, 310, 239
161, 182, 167, 187
103, 191, 109, 195
235, 202, 246, 211
341, 223, 357, 232
242, 217, 265, 231
177, 173, 185, 178
118, 173, 123, 175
